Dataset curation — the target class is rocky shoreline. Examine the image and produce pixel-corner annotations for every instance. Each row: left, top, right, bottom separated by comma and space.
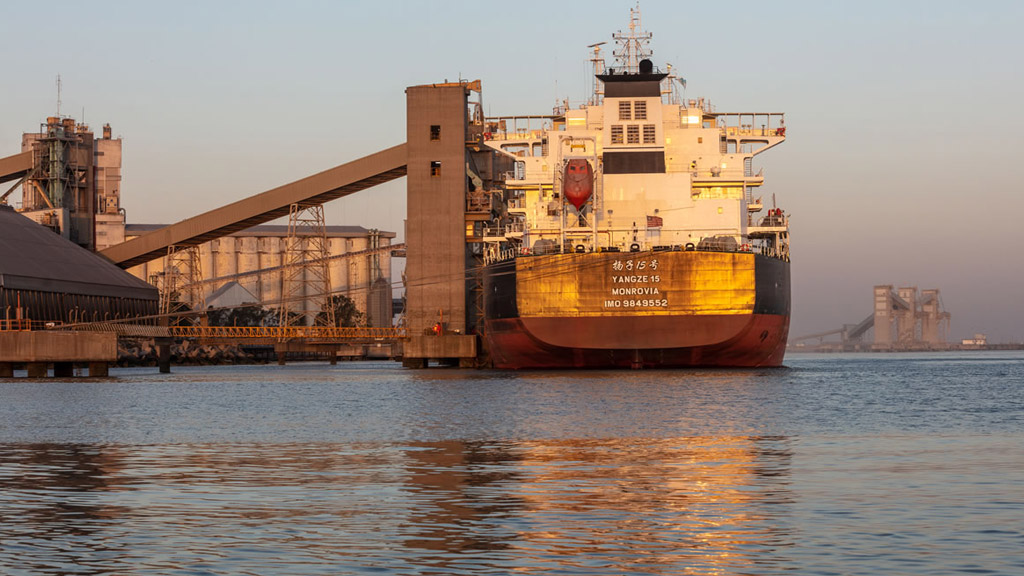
117, 338, 264, 366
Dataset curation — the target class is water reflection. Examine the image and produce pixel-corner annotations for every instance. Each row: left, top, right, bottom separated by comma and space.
0, 437, 793, 574
397, 437, 795, 574
0, 444, 131, 576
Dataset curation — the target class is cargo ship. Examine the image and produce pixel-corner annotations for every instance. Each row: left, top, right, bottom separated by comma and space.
478, 8, 790, 369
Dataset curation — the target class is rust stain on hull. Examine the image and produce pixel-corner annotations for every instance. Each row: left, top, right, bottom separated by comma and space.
483, 251, 790, 369
515, 252, 757, 318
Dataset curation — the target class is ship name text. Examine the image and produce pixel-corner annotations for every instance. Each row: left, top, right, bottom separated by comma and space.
605, 260, 667, 308
612, 275, 661, 284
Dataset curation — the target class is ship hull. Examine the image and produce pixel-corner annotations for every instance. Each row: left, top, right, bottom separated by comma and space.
482, 251, 790, 369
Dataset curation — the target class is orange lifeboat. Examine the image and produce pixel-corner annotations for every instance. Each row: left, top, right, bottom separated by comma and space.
563, 159, 593, 210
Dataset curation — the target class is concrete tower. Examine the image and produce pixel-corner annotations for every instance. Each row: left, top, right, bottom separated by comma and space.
403, 82, 478, 366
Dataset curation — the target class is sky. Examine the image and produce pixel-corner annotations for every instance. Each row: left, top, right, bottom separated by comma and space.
2, 0, 1023, 342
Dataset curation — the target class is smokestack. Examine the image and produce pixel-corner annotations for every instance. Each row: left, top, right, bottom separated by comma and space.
103, 123, 112, 139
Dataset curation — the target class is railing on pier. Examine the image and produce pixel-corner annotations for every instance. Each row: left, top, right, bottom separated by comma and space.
1, 317, 405, 341
0, 319, 56, 331
169, 325, 406, 341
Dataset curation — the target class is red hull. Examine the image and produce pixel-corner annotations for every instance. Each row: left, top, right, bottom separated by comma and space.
484, 313, 789, 369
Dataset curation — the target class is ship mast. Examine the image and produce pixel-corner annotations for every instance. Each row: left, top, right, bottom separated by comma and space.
587, 42, 606, 105
611, 3, 652, 73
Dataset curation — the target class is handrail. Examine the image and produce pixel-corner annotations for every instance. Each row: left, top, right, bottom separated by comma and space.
168, 325, 407, 340
484, 245, 521, 265
0, 319, 60, 331
0, 318, 406, 340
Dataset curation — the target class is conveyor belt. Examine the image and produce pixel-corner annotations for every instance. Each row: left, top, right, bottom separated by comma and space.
101, 144, 407, 269
0, 151, 33, 184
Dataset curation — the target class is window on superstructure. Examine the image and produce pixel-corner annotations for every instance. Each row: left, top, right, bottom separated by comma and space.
618, 101, 631, 121
643, 124, 656, 144
430, 161, 441, 177
611, 125, 624, 144
627, 125, 640, 144
634, 100, 647, 120
430, 125, 441, 140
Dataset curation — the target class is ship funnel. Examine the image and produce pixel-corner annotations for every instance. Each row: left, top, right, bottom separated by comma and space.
639, 59, 653, 74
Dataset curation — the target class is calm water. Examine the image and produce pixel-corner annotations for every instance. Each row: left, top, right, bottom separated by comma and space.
1, 352, 1022, 575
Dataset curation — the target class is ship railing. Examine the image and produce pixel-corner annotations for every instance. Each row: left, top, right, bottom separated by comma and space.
484, 116, 558, 140
723, 126, 787, 138
714, 112, 786, 136
485, 129, 545, 141
478, 238, 790, 263
692, 167, 763, 181
482, 222, 525, 238
484, 245, 521, 265
466, 190, 491, 213
755, 213, 788, 228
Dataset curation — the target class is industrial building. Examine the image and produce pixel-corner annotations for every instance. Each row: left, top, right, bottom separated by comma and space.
2, 115, 397, 328
0, 205, 158, 376
401, 81, 512, 366
791, 285, 951, 351
47, 81, 518, 366
871, 285, 950, 349
5, 117, 125, 251
125, 224, 395, 327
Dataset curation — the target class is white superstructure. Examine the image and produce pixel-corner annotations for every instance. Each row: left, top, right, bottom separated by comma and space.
480, 7, 789, 261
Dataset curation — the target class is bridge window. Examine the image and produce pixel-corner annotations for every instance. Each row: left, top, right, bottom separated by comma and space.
611, 125, 624, 144
618, 100, 631, 121
430, 125, 441, 141
627, 125, 640, 144
643, 124, 656, 144
430, 161, 441, 177
634, 100, 647, 120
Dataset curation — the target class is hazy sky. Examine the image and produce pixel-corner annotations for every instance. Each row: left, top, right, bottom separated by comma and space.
2, 1, 1022, 342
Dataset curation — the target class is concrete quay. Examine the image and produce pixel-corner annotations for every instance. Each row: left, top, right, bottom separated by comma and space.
0, 331, 117, 378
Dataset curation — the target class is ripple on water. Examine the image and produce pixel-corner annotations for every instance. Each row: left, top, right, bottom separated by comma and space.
1, 353, 1022, 574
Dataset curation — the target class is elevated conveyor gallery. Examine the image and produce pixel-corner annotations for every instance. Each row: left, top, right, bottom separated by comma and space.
0, 151, 33, 184
0, 152, 34, 206
100, 144, 408, 269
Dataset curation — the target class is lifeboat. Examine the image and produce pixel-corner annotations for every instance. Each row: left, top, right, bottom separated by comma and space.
563, 159, 593, 210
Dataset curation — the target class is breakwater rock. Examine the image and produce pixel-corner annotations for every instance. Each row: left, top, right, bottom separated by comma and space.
117, 338, 258, 366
